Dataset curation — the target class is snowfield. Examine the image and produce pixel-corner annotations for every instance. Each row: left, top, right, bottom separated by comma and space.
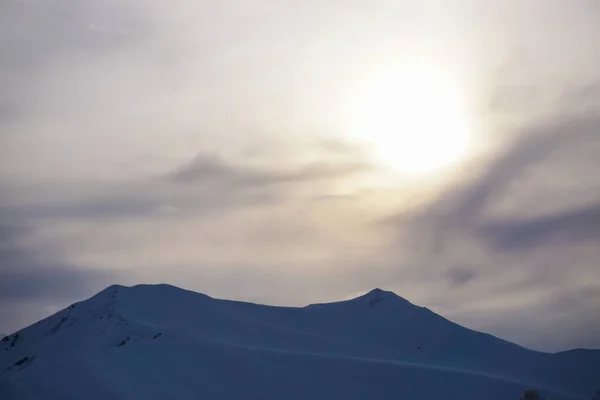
0, 284, 598, 399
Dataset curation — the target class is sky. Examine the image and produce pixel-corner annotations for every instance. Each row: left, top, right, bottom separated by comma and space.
1, 0, 599, 352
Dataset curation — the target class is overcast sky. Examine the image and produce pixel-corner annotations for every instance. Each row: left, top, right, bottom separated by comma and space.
1, 0, 599, 352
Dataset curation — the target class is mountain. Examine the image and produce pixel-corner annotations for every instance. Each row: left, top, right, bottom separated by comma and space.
0, 284, 598, 399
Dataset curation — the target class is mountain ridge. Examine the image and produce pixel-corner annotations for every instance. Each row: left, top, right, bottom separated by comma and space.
1, 284, 598, 400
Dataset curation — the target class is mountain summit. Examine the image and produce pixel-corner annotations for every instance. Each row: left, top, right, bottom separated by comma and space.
0, 284, 597, 400
352, 287, 411, 306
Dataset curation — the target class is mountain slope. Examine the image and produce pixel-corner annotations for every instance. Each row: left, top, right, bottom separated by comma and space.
0, 284, 598, 400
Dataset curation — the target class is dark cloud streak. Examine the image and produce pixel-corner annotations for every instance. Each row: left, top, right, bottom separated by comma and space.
481, 203, 600, 253
169, 152, 371, 186
0, 223, 114, 333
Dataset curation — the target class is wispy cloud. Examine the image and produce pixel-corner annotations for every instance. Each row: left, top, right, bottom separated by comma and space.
0, 0, 599, 352
0, 223, 114, 331
168, 152, 370, 185
379, 114, 600, 350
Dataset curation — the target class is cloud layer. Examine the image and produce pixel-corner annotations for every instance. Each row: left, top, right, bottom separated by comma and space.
1, 0, 599, 352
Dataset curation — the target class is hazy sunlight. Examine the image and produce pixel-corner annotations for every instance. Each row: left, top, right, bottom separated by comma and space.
348, 65, 472, 174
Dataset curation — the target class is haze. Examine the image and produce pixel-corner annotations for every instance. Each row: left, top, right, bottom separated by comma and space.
1, 0, 599, 352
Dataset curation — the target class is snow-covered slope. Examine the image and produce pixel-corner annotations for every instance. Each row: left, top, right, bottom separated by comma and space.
0, 285, 598, 399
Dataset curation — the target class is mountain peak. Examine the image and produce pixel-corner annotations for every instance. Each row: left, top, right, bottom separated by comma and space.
350, 288, 411, 308
1, 283, 597, 399
366, 288, 393, 296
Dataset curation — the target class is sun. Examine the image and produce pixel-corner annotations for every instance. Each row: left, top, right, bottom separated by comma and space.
347, 66, 472, 174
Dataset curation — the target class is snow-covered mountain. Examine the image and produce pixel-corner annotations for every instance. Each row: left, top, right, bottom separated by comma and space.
0, 284, 598, 399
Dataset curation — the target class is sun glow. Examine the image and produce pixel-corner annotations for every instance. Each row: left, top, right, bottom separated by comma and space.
348, 66, 472, 174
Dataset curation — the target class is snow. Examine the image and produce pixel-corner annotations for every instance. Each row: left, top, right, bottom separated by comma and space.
0, 284, 598, 399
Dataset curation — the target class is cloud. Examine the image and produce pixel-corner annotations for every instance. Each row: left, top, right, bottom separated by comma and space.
481, 202, 600, 253
442, 119, 599, 223
379, 114, 600, 350
0, 223, 114, 334
0, 253, 111, 303
405, 116, 600, 254
169, 152, 370, 185
0, 140, 385, 336
1, 143, 372, 224
1, 0, 599, 353
445, 268, 477, 286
